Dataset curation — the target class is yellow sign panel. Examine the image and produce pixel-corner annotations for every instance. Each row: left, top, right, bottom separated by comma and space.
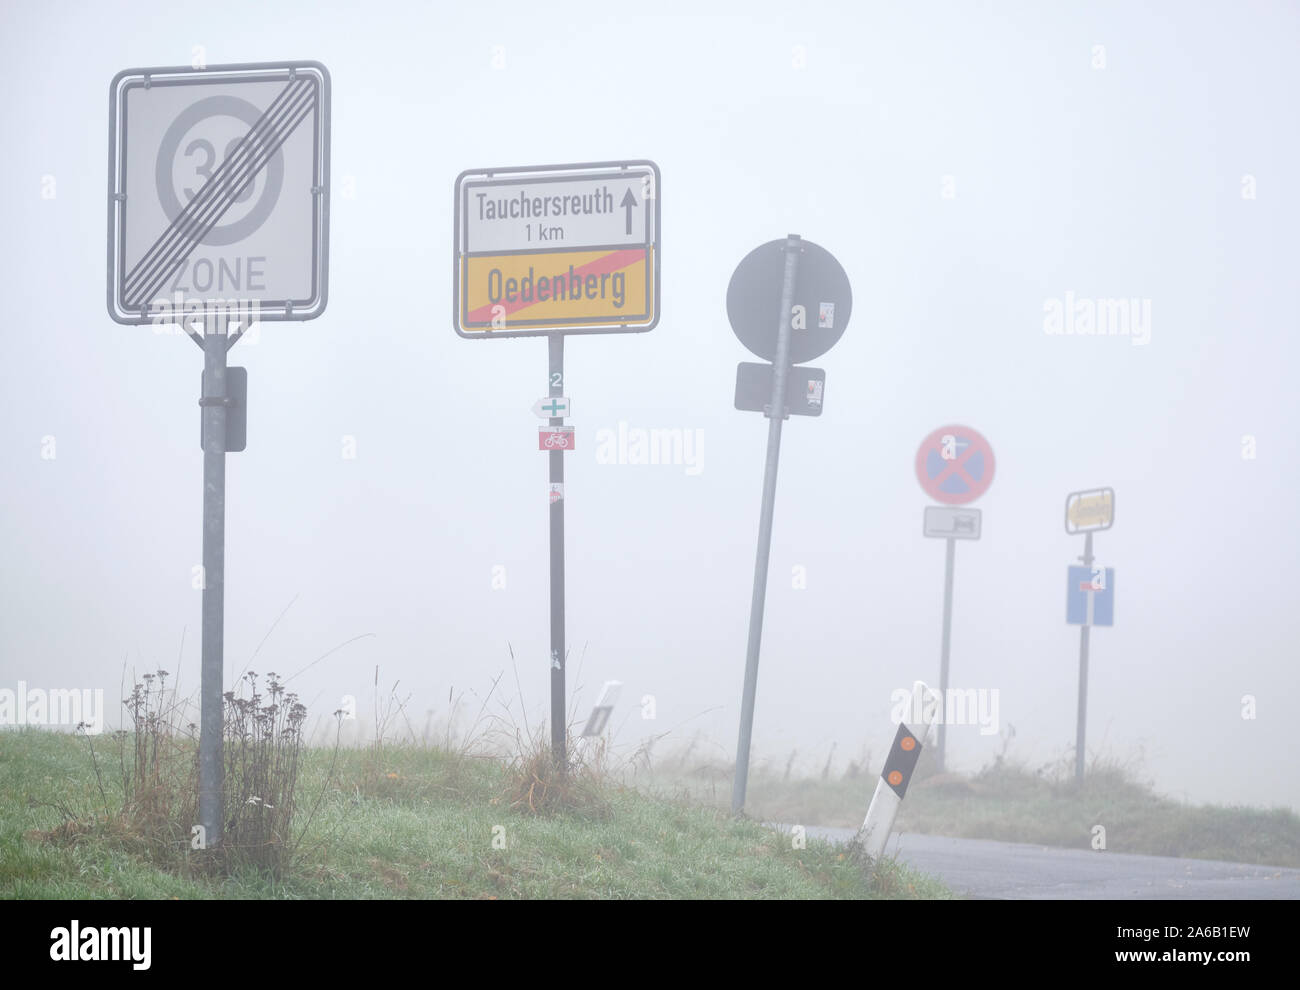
459, 247, 653, 332
454, 162, 660, 338
1068, 491, 1113, 528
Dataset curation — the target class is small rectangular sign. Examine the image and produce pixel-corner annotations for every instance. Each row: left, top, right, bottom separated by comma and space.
462, 174, 651, 254
454, 161, 660, 338
199, 366, 248, 452
734, 362, 825, 417
923, 506, 981, 539
1066, 565, 1115, 626
533, 396, 571, 418
539, 426, 575, 450
1065, 487, 1114, 533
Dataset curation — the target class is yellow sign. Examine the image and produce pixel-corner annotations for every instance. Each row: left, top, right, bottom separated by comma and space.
459, 247, 653, 332
1068, 490, 1113, 528
454, 162, 660, 338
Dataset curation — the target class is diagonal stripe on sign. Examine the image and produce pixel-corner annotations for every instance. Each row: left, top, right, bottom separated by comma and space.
465, 249, 646, 324
933, 443, 978, 487
123, 76, 316, 310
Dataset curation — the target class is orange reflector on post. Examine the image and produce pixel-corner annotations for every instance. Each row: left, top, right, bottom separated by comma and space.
881, 723, 923, 798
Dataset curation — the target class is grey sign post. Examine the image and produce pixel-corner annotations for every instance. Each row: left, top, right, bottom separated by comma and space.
914, 426, 996, 771
726, 235, 852, 814
108, 61, 331, 848
921, 507, 981, 771
1065, 487, 1115, 782
454, 161, 661, 767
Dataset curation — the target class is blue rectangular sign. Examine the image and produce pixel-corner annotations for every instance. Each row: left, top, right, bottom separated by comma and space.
1067, 566, 1114, 627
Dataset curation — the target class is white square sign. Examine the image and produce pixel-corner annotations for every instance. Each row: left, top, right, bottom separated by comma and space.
107, 61, 330, 328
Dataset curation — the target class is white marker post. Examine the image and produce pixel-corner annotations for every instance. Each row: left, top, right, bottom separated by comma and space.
857, 681, 941, 860
574, 680, 622, 764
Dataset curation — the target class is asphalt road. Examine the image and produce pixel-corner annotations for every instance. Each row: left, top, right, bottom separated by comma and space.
785, 826, 1300, 899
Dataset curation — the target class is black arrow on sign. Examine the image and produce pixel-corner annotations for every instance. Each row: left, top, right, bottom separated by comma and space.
620, 188, 637, 235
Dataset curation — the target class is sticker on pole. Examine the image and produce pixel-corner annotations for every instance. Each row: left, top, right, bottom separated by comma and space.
915, 425, 995, 505
108, 62, 331, 327
454, 161, 660, 338
1065, 487, 1114, 534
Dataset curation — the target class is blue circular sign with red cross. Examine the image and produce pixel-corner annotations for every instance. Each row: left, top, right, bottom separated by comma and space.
915, 425, 996, 505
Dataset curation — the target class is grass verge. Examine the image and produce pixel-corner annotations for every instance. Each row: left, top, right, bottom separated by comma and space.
0, 728, 949, 899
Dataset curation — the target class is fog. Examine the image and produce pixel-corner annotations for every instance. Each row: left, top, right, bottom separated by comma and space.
2, 0, 1297, 811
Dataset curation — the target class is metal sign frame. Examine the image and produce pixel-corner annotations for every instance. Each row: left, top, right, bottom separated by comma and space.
107, 60, 331, 329
1064, 486, 1115, 534
452, 160, 661, 339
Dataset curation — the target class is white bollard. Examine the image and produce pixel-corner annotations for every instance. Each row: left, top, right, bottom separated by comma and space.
856, 680, 941, 859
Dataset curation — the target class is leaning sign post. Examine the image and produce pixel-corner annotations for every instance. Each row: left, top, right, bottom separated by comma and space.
454, 161, 660, 766
1065, 487, 1115, 782
915, 424, 995, 771
107, 61, 332, 849
727, 235, 852, 814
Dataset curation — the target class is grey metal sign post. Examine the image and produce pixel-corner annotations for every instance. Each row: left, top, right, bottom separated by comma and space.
547, 333, 567, 760
1065, 487, 1115, 782
726, 235, 852, 814
915, 426, 995, 771
108, 61, 331, 848
1075, 530, 1093, 784
454, 161, 661, 767
199, 325, 229, 846
732, 236, 799, 816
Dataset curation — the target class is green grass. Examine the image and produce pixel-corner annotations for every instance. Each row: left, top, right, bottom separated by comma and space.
0, 729, 949, 899
640, 746, 1300, 869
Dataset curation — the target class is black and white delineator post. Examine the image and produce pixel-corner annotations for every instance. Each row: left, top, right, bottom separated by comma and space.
725, 235, 853, 814
107, 62, 331, 849
453, 162, 661, 768
574, 679, 622, 764
857, 681, 942, 859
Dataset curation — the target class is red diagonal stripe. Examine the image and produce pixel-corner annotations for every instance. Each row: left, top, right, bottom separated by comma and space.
934, 443, 977, 487
466, 249, 645, 324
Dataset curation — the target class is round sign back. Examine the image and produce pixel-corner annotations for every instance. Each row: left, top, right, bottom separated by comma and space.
726, 238, 852, 364
915, 425, 995, 504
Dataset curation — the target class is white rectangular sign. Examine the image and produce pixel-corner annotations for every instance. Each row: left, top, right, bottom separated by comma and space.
923, 506, 982, 540
108, 61, 330, 326
532, 396, 571, 418
460, 171, 654, 254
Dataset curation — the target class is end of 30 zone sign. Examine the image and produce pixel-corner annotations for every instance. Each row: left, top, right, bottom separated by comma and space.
453, 161, 660, 338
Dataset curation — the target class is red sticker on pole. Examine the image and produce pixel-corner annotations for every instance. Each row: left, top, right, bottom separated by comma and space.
915, 425, 995, 505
